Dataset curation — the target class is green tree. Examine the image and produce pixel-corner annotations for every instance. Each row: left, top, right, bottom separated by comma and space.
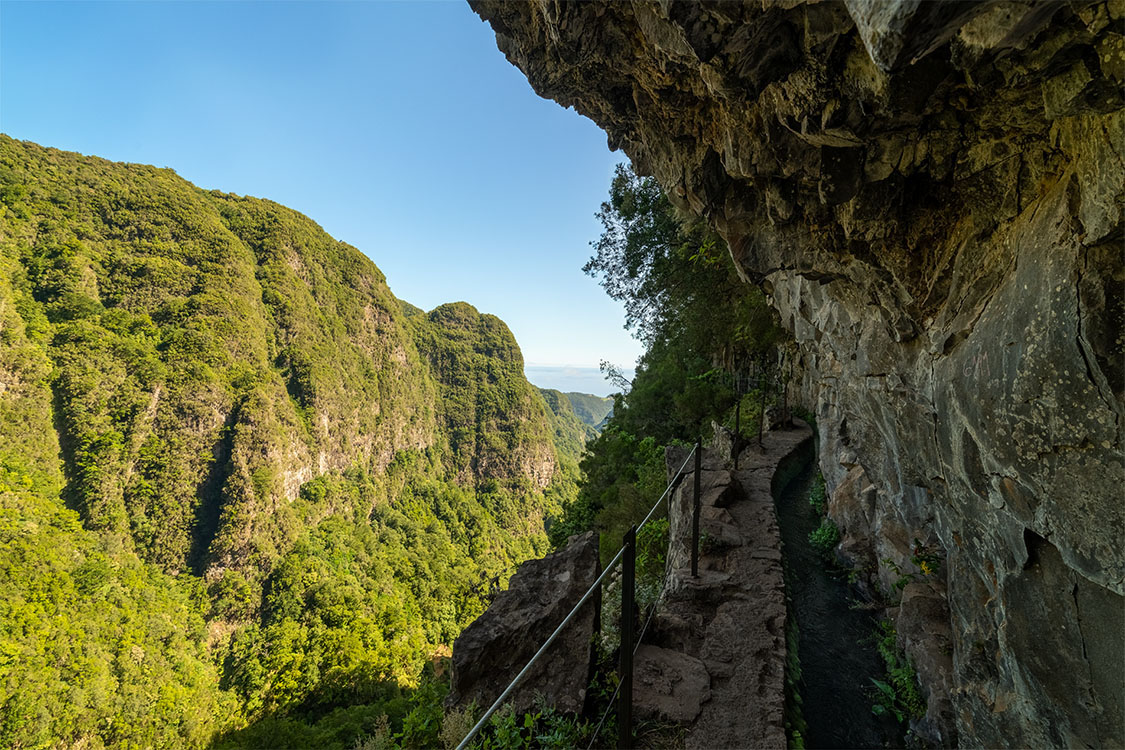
553, 163, 784, 553
0, 134, 585, 747
585, 163, 778, 366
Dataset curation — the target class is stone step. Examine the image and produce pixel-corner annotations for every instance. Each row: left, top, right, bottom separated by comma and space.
633, 644, 711, 724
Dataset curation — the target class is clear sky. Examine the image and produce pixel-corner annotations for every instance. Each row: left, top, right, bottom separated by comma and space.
0, 0, 643, 395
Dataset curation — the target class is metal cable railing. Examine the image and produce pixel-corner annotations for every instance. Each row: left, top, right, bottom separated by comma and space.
583, 547, 671, 750
455, 439, 702, 750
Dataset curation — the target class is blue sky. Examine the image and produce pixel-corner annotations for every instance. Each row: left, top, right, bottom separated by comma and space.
0, 0, 642, 395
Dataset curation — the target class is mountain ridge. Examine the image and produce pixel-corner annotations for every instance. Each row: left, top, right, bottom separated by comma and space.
0, 134, 583, 747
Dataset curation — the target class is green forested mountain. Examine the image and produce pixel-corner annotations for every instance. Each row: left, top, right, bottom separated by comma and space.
538, 388, 613, 448
562, 392, 613, 431
0, 136, 578, 748
537, 388, 591, 460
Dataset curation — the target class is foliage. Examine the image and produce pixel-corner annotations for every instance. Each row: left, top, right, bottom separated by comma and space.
869, 620, 926, 724
808, 473, 827, 515
0, 135, 581, 747
562, 391, 614, 431
213, 669, 443, 750
537, 388, 593, 462
723, 389, 765, 445
585, 164, 779, 363
411, 302, 557, 506
808, 518, 841, 558
396, 678, 447, 749
456, 700, 590, 750
0, 482, 236, 748
881, 557, 915, 599
878, 540, 942, 603
783, 612, 809, 750
910, 538, 942, 578
439, 703, 477, 750
550, 164, 784, 562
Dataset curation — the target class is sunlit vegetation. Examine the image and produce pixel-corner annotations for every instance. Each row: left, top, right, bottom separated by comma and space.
0, 135, 589, 748
0, 140, 781, 748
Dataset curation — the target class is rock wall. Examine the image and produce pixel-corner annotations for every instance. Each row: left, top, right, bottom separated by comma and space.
448, 531, 600, 716
470, 1, 1124, 746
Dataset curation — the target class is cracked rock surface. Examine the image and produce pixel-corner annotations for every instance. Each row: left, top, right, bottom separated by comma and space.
447, 531, 599, 716
471, 1, 1124, 745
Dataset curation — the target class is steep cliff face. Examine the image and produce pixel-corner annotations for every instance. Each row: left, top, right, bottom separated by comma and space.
414, 301, 557, 492
471, 1, 1123, 746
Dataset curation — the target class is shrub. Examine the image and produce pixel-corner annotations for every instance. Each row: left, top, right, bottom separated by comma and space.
870, 620, 926, 723
808, 518, 840, 557
808, 473, 827, 515
439, 704, 476, 750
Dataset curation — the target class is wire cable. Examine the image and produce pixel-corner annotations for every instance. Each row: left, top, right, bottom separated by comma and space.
456, 546, 626, 750
637, 443, 696, 533
456, 442, 696, 750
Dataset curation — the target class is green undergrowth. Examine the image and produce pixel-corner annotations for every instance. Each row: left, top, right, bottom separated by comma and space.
807, 473, 826, 515
808, 518, 840, 558
869, 620, 925, 725
806, 472, 840, 561
0, 135, 590, 748
783, 612, 808, 749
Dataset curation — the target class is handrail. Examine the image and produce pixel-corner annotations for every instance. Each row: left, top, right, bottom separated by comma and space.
454, 441, 698, 750
455, 545, 626, 750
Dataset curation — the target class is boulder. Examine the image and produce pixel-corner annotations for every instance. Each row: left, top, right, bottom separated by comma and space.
447, 531, 600, 715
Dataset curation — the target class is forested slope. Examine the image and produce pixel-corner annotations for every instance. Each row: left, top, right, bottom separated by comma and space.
561, 392, 612, 431
0, 135, 582, 748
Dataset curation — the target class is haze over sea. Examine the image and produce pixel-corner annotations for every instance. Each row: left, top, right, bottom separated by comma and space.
524, 365, 634, 397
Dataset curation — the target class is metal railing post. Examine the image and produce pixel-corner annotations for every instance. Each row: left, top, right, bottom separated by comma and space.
734, 398, 741, 470
455, 446, 699, 750
618, 525, 636, 750
691, 435, 702, 578
758, 380, 768, 451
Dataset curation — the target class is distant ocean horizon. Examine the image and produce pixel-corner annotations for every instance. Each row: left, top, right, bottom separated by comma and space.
524, 364, 634, 398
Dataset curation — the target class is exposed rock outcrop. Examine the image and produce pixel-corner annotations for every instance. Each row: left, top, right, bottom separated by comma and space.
448, 530, 600, 716
470, 2, 1124, 746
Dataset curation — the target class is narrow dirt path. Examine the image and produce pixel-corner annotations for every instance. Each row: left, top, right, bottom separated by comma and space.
634, 422, 813, 749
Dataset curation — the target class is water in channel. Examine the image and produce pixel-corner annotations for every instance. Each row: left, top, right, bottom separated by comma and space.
775, 458, 902, 749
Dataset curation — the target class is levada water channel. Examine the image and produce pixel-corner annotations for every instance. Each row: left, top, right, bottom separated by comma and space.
773, 445, 905, 749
